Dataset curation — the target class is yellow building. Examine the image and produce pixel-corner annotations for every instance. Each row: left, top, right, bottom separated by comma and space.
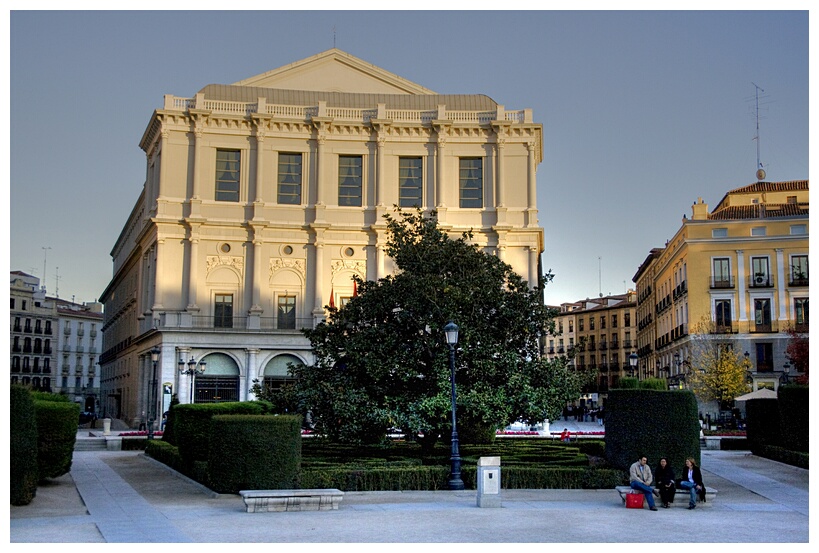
99, 49, 544, 426
633, 180, 808, 395
548, 291, 638, 401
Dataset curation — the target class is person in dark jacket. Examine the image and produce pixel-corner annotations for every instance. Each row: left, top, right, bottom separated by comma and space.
677, 457, 706, 509
654, 457, 676, 508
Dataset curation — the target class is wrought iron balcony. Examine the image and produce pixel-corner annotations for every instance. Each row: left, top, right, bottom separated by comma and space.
710, 276, 735, 289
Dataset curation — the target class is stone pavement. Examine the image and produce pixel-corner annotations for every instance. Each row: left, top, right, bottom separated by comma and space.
9, 425, 810, 544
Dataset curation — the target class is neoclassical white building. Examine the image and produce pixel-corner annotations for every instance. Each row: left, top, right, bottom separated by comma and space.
99, 49, 544, 427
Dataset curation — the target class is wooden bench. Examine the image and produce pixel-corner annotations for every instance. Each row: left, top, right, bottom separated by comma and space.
615, 485, 717, 508
239, 489, 344, 512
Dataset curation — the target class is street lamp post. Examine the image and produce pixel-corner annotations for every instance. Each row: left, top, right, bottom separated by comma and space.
628, 352, 638, 378
148, 346, 160, 440
781, 362, 791, 385
444, 321, 464, 491
178, 356, 207, 404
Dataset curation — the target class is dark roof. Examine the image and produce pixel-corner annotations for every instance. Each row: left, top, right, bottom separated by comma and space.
712, 180, 808, 212
198, 84, 498, 111
709, 203, 808, 220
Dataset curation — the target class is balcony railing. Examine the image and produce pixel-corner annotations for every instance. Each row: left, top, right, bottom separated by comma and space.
749, 275, 773, 288
181, 316, 317, 331
710, 276, 735, 289
789, 276, 809, 287
751, 321, 778, 334
711, 323, 738, 334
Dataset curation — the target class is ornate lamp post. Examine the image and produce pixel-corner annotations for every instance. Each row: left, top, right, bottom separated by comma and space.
444, 321, 464, 491
178, 355, 206, 404
628, 352, 638, 378
147, 346, 160, 440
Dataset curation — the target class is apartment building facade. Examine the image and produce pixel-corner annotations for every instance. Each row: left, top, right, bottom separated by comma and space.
548, 291, 638, 400
633, 180, 808, 393
10, 271, 103, 411
10, 272, 56, 392
99, 49, 545, 427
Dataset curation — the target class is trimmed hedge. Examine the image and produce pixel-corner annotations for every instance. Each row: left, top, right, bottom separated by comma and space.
754, 444, 809, 469
299, 465, 625, 491
605, 388, 700, 471
34, 399, 80, 479
207, 414, 302, 493
778, 385, 808, 453
146, 440, 184, 473
10, 385, 39, 505
172, 401, 271, 471
745, 398, 780, 448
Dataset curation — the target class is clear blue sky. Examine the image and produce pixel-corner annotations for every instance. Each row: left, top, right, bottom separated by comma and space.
7, 8, 810, 307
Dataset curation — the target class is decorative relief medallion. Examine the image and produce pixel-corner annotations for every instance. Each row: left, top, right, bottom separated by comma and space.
206, 255, 244, 275
331, 259, 366, 277
269, 258, 306, 280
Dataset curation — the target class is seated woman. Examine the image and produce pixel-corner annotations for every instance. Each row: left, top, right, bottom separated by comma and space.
654, 457, 676, 508
677, 457, 706, 509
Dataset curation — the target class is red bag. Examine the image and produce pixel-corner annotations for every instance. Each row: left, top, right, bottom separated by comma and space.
626, 492, 645, 509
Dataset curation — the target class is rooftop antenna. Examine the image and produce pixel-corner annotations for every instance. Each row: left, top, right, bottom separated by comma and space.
54, 267, 61, 298
333, 25, 336, 48
752, 83, 767, 181
41, 246, 51, 292
598, 256, 602, 298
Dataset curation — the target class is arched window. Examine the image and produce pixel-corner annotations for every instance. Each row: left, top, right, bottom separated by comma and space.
263, 354, 302, 391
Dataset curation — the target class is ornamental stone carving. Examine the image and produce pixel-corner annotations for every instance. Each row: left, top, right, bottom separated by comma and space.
206, 255, 245, 275
269, 258, 306, 280
331, 259, 366, 277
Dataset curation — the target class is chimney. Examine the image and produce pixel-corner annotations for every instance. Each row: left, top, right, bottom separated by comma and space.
691, 197, 709, 220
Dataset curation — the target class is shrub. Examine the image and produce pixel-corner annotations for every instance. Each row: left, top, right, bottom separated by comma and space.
639, 378, 668, 391
146, 440, 184, 472
173, 401, 269, 471
745, 398, 780, 448
605, 388, 699, 470
616, 377, 639, 389
34, 399, 80, 479
778, 385, 808, 453
10, 385, 39, 505
753, 444, 809, 469
121, 437, 148, 451
207, 414, 301, 493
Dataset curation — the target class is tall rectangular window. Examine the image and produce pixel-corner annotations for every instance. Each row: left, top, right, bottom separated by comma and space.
277, 295, 296, 329
277, 153, 302, 204
579, 318, 584, 331
338, 155, 363, 206
751, 257, 770, 286
754, 298, 772, 331
214, 294, 233, 328
459, 158, 483, 208
398, 157, 422, 207
215, 149, 240, 202
713, 258, 731, 287
791, 254, 808, 285
794, 298, 809, 328
715, 299, 732, 331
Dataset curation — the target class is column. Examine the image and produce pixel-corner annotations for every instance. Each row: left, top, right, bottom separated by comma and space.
190, 116, 205, 217
151, 242, 164, 311
775, 248, 787, 320
186, 224, 200, 312
526, 141, 537, 225
176, 347, 191, 404
312, 241, 325, 318
529, 247, 538, 289
376, 133, 386, 206
154, 127, 169, 215
245, 348, 260, 401
250, 234, 263, 313
254, 124, 265, 204
736, 250, 746, 321
496, 137, 506, 207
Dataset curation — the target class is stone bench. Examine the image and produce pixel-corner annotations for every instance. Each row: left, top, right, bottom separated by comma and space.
615, 485, 717, 508
239, 489, 344, 512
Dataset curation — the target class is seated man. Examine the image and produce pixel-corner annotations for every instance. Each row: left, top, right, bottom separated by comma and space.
560, 428, 571, 442
629, 454, 659, 511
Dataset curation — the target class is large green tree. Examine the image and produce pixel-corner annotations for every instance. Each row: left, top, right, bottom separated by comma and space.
256, 209, 591, 444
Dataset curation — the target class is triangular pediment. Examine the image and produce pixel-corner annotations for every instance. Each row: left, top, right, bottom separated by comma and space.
232, 48, 436, 95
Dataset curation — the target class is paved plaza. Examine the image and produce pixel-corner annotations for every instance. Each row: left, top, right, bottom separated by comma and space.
9, 422, 810, 544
